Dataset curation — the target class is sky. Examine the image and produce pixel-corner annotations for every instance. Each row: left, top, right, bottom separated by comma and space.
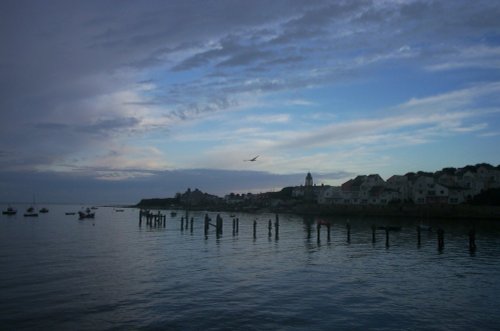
1, 0, 500, 204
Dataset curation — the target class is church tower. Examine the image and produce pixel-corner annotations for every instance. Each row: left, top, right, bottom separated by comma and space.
305, 172, 313, 187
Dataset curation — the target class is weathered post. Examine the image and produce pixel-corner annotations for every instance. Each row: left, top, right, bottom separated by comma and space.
190, 217, 193, 233
204, 214, 209, 236
327, 222, 331, 242
232, 218, 236, 236
371, 224, 376, 243
346, 222, 351, 243
139, 210, 143, 226
469, 228, 476, 251
268, 219, 272, 237
236, 218, 239, 234
216, 214, 223, 236
437, 228, 444, 251
181, 217, 184, 231
417, 225, 421, 246
275, 216, 279, 241
385, 228, 389, 248
253, 220, 257, 239
317, 223, 321, 244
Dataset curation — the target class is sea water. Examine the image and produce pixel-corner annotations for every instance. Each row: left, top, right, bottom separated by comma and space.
1, 205, 499, 330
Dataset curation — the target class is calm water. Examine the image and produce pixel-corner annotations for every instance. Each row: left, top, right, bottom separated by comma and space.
1, 205, 500, 330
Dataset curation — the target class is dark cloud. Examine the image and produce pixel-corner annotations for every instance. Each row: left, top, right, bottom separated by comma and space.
78, 117, 141, 135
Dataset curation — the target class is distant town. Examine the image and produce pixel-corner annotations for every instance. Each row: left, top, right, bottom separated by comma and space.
137, 163, 500, 219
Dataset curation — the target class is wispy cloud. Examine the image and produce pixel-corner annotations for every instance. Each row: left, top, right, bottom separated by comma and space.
1, 0, 499, 202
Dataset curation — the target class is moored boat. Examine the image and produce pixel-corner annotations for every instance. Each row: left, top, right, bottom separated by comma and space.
24, 206, 38, 217
39, 208, 49, 213
78, 208, 95, 219
2, 206, 17, 215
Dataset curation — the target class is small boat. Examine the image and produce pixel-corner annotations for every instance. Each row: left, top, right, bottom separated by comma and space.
65, 212, 76, 215
24, 206, 39, 217
91, 206, 98, 210
78, 208, 95, 219
2, 206, 17, 215
39, 208, 49, 213
114, 209, 124, 212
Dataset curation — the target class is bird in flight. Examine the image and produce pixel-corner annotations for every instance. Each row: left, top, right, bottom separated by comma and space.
244, 155, 259, 162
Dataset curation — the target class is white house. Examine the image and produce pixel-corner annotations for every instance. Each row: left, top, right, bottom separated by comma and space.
412, 176, 449, 204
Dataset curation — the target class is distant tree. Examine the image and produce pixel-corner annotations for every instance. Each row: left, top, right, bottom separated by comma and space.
416, 171, 433, 177
475, 163, 494, 169
461, 165, 477, 173
441, 167, 457, 175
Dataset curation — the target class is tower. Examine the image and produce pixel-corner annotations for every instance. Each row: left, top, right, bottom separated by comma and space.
304, 172, 314, 202
305, 172, 313, 187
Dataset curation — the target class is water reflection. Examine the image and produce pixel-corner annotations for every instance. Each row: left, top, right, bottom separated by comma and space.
2, 206, 500, 330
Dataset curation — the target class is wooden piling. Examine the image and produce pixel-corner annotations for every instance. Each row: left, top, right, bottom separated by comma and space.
232, 218, 236, 235
417, 225, 421, 246
216, 214, 223, 236
371, 224, 376, 243
253, 220, 257, 239
204, 214, 209, 236
275, 216, 279, 240
385, 228, 389, 248
268, 219, 272, 237
236, 218, 239, 234
317, 223, 321, 243
327, 223, 331, 241
437, 228, 444, 251
181, 217, 184, 231
469, 228, 476, 251
346, 222, 351, 243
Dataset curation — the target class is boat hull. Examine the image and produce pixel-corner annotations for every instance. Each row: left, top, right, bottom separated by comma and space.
2, 211, 17, 215
78, 212, 95, 219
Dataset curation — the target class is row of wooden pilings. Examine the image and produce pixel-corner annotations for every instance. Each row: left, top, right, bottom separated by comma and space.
203, 214, 281, 239
139, 210, 166, 227
306, 222, 476, 252
139, 210, 477, 252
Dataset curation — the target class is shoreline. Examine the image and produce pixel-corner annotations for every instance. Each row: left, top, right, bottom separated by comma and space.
133, 203, 500, 221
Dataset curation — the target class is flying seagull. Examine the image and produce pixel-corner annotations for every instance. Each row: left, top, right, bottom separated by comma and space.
244, 155, 259, 162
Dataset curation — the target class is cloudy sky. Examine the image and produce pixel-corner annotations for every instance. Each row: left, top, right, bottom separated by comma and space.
1, 0, 499, 204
